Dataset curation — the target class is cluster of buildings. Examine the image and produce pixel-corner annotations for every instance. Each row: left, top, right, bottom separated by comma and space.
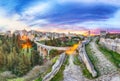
2, 30, 120, 41
6, 30, 84, 40
100, 30, 120, 38
3, 30, 83, 41
99, 30, 120, 53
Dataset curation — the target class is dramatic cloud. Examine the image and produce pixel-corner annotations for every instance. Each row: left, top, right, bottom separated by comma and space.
0, 0, 120, 34
38, 3, 118, 24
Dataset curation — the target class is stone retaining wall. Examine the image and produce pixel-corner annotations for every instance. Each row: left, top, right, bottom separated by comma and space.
42, 53, 66, 81
78, 39, 97, 77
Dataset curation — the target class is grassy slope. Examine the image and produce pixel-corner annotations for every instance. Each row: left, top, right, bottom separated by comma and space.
50, 56, 68, 81
85, 43, 100, 77
35, 56, 60, 81
96, 38, 120, 69
8, 56, 59, 81
74, 55, 94, 79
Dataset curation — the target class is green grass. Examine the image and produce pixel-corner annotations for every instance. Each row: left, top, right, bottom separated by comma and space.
35, 56, 62, 81
85, 44, 100, 77
83, 37, 120, 79
35, 77, 42, 81
74, 55, 94, 79
96, 40, 120, 68
74, 55, 81, 65
50, 56, 68, 81
37, 41, 45, 44
0, 68, 5, 73
43, 56, 59, 76
35, 65, 52, 81
51, 56, 59, 64
37, 38, 79, 47
0, 75, 7, 81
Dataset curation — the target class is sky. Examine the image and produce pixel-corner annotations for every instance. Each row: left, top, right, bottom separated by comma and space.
0, 0, 120, 34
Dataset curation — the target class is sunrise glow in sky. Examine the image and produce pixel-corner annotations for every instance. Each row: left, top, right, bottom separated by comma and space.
0, 0, 120, 34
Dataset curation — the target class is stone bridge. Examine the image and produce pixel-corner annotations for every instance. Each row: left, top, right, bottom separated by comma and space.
34, 41, 69, 58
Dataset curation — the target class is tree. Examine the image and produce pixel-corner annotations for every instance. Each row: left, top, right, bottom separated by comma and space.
15, 60, 30, 76
0, 52, 4, 68
31, 50, 43, 66
49, 49, 59, 59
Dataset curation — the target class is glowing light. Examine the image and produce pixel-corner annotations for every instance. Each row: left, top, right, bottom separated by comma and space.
65, 42, 81, 55
21, 35, 32, 49
21, 35, 28, 40
22, 41, 32, 49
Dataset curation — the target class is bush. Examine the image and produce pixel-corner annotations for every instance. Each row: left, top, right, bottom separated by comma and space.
49, 49, 59, 58
15, 61, 30, 76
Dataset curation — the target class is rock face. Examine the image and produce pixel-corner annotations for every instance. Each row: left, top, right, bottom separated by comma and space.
63, 38, 120, 81
64, 64, 83, 81
0, 71, 16, 79
78, 39, 97, 77
111, 76, 120, 81
23, 61, 53, 81
99, 38, 120, 54
42, 38, 120, 81
63, 55, 84, 81
89, 38, 120, 81
42, 53, 66, 81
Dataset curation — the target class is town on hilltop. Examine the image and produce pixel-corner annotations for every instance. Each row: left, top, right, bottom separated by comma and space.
0, 0, 120, 81
0, 29, 120, 81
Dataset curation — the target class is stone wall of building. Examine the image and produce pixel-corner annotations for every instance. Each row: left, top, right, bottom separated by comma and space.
99, 38, 120, 54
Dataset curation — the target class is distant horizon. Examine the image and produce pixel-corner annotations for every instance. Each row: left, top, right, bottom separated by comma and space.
1, 29, 120, 36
